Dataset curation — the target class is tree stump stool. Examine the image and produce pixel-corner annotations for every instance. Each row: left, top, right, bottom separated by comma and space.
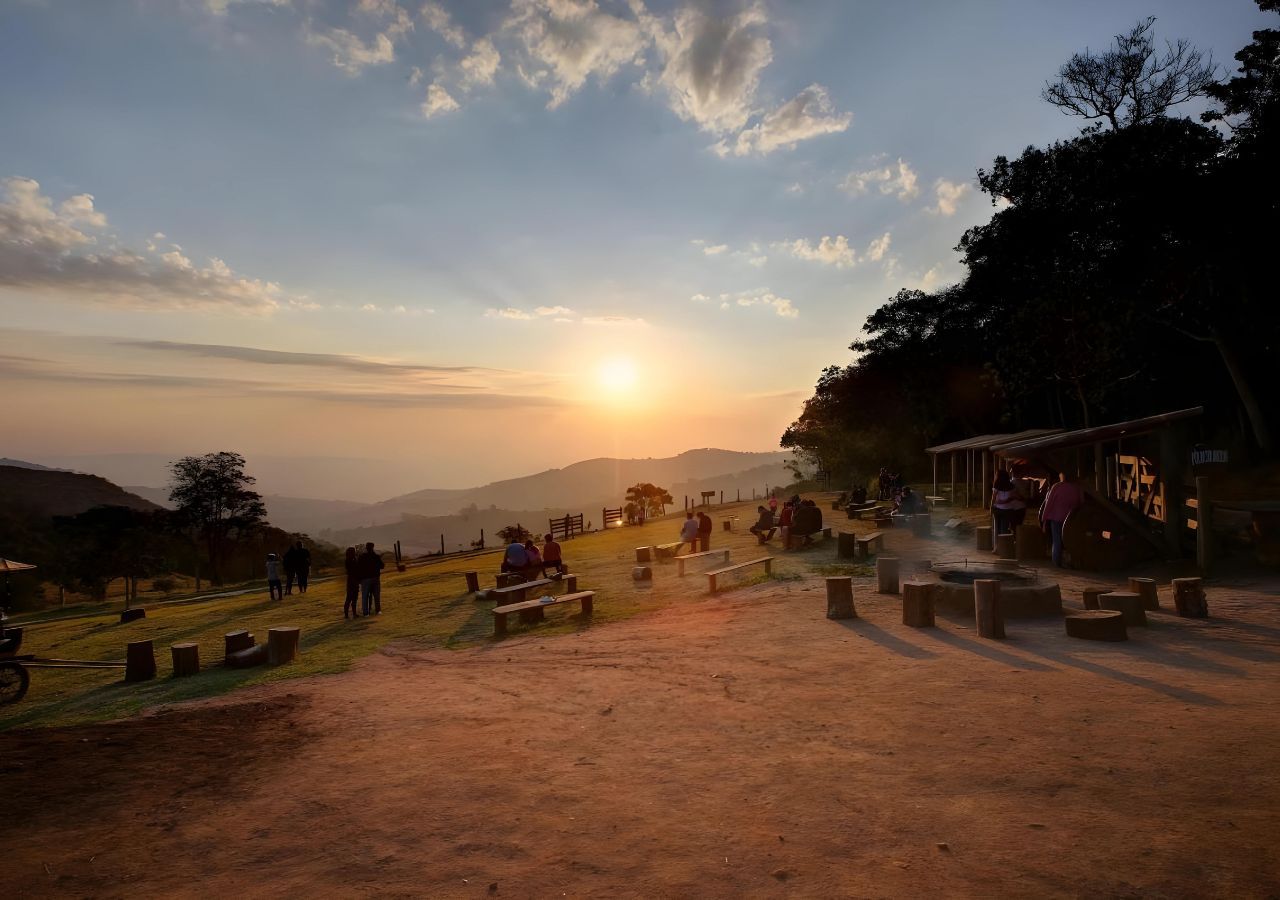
825, 576, 856, 619
267, 626, 301, 666
837, 531, 858, 559
224, 630, 254, 659
1016, 524, 1045, 560
120, 608, 146, 624
227, 643, 269, 668
873, 515, 893, 529
1172, 577, 1209, 618
125, 639, 156, 682
994, 533, 1016, 559
1099, 591, 1146, 626
496, 572, 524, 588
876, 556, 900, 595
1082, 589, 1104, 611
1127, 577, 1160, 610
722, 519, 732, 531
171, 642, 200, 677
1064, 610, 1127, 641
974, 579, 1006, 639
902, 582, 936, 628
635, 546, 654, 563
632, 566, 652, 581
464, 571, 480, 593
910, 514, 932, 538
975, 525, 993, 552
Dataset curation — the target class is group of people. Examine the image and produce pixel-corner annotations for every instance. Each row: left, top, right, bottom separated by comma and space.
677, 511, 715, 554
877, 468, 904, 501
502, 534, 567, 582
750, 497, 823, 548
264, 541, 311, 602
344, 542, 385, 618
990, 468, 1084, 567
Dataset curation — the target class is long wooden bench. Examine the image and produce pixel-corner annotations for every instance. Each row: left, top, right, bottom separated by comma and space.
489, 575, 577, 604
493, 591, 595, 635
654, 541, 687, 560
855, 531, 885, 558
675, 548, 729, 576
707, 557, 774, 593
785, 526, 833, 550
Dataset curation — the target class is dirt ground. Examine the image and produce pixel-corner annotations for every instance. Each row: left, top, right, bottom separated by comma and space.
5, 535, 1280, 898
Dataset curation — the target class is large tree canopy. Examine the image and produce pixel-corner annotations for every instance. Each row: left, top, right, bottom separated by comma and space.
169, 451, 268, 585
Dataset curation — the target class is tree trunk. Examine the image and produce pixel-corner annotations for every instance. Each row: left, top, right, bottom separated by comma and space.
825, 577, 856, 619
1212, 335, 1273, 453
268, 626, 301, 666
125, 640, 156, 682
170, 642, 200, 677
974, 579, 1006, 639
902, 582, 935, 627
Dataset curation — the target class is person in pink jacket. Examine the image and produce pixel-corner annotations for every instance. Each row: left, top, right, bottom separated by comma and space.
1040, 472, 1085, 567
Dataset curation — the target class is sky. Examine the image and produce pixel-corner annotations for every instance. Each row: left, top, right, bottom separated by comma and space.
0, 0, 1271, 500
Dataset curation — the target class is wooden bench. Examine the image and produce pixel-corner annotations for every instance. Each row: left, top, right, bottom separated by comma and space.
855, 531, 885, 558
489, 575, 578, 604
706, 557, 774, 593
654, 541, 687, 560
785, 526, 833, 550
675, 548, 729, 576
493, 591, 595, 635
925, 495, 949, 510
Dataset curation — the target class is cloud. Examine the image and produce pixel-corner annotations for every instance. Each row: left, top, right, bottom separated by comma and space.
841, 157, 919, 201
409, 65, 425, 87
421, 83, 461, 117
746, 255, 767, 267
581, 315, 646, 326
459, 37, 501, 90
930, 178, 970, 216
690, 293, 710, 302
303, 25, 395, 75
204, 0, 291, 15
866, 232, 891, 262
504, 0, 648, 109
777, 235, 856, 268
534, 305, 573, 316
119, 339, 491, 376
728, 288, 797, 318
702, 243, 728, 256
356, 0, 413, 41
722, 84, 850, 156
486, 307, 534, 320
421, 0, 467, 49
0, 177, 284, 314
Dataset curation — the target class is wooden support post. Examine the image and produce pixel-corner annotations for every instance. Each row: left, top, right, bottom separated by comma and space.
981, 450, 988, 509
825, 576, 856, 619
975, 525, 993, 552
932, 453, 938, 498
1126, 577, 1160, 611
964, 450, 971, 508
224, 630, 253, 659
837, 531, 858, 558
1099, 591, 1146, 626
565, 575, 578, 592
1195, 476, 1214, 573
1105, 455, 1115, 500
973, 579, 1005, 639
876, 557, 900, 595
125, 639, 156, 682
950, 453, 957, 506
464, 571, 480, 593
171, 642, 200, 677
1172, 577, 1208, 618
1065, 610, 1127, 641
1160, 425, 1186, 559
1082, 589, 1104, 611
902, 582, 935, 627
994, 533, 1016, 559
267, 626, 301, 666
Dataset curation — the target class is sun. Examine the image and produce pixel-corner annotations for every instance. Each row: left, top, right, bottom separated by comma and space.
597, 356, 638, 392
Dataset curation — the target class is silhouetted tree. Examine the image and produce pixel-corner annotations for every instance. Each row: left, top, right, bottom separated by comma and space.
496, 523, 531, 544
168, 452, 267, 585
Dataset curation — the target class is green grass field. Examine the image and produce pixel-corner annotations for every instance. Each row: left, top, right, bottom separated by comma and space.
2, 497, 850, 730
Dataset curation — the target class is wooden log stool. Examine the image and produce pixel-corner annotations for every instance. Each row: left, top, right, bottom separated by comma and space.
1064, 610, 1127, 642
994, 532, 1016, 559
974, 579, 1006, 639
902, 582, 936, 628
1015, 524, 1045, 560
224, 630, 254, 660
1172, 577, 1209, 618
837, 531, 858, 559
496, 572, 525, 588
464, 571, 480, 593
1082, 588, 1104, 611
227, 644, 269, 668
975, 525, 993, 552
876, 556, 900, 595
120, 608, 146, 624
873, 515, 893, 529
1099, 591, 1147, 626
171, 642, 200, 677
125, 639, 156, 682
632, 566, 652, 581
267, 626, 301, 666
635, 546, 654, 563
1127, 577, 1160, 611
825, 576, 856, 619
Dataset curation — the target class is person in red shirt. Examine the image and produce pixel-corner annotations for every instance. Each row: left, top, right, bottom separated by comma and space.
541, 533, 565, 576
1040, 472, 1085, 567
778, 501, 795, 549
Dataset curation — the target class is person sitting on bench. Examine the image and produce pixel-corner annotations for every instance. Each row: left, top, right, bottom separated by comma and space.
749, 506, 776, 544
541, 533, 565, 576
896, 485, 925, 515
501, 539, 529, 574
679, 512, 700, 554
777, 501, 794, 548
522, 539, 543, 581
791, 499, 822, 546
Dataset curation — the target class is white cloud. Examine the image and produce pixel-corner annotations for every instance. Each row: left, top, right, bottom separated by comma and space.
724, 84, 850, 157
690, 293, 710, 302
841, 157, 919, 201
361, 303, 381, 312
204, 0, 291, 15
421, 83, 461, 117
930, 178, 970, 216
866, 232, 891, 262
702, 243, 728, 256
304, 25, 395, 75
0, 176, 284, 314
581, 315, 646, 326
747, 255, 767, 267
421, 1, 467, 49
458, 37, 501, 91
504, 0, 648, 109
409, 65, 425, 87
778, 235, 856, 268
534, 304, 573, 316
728, 288, 797, 318
785, 182, 804, 195
356, 0, 413, 40
486, 307, 534, 320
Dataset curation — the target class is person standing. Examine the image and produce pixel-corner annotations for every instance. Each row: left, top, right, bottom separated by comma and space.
282, 543, 299, 595
991, 471, 1025, 536
265, 552, 283, 602
294, 541, 312, 594
679, 512, 699, 555
1040, 473, 1085, 567
343, 546, 360, 619
358, 542, 384, 615
696, 511, 713, 552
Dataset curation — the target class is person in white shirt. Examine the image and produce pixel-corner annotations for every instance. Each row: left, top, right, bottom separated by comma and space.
265, 552, 283, 601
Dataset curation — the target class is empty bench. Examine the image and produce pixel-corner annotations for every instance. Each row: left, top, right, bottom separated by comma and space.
855, 531, 885, 558
489, 575, 577, 604
675, 548, 729, 576
493, 591, 595, 635
707, 557, 774, 593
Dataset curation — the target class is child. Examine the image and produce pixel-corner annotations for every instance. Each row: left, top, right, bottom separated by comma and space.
266, 552, 283, 601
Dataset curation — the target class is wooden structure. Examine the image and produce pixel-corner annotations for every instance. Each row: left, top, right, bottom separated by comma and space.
464, 571, 480, 593
1064, 610, 1127, 641
973, 579, 1005, 639
700, 491, 717, 506
825, 576, 856, 619
602, 506, 623, 529
1172, 577, 1208, 618
837, 531, 858, 558
170, 642, 200, 677
902, 582, 936, 627
675, 549, 729, 576
125, 639, 156, 682
224, 630, 254, 659
706, 557, 773, 593
493, 591, 594, 635
925, 429, 1061, 508
548, 513, 584, 540
1082, 588, 1104, 611
994, 533, 1016, 559
267, 626, 300, 665
227, 644, 269, 668
1099, 591, 1146, 626
1127, 577, 1160, 610
876, 557, 899, 594
856, 531, 885, 558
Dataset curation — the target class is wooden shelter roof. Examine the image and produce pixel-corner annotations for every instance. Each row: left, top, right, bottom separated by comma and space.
925, 429, 1061, 455
991, 408, 1204, 456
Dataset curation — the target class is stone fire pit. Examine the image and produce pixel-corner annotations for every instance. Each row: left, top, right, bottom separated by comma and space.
922, 560, 1062, 618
